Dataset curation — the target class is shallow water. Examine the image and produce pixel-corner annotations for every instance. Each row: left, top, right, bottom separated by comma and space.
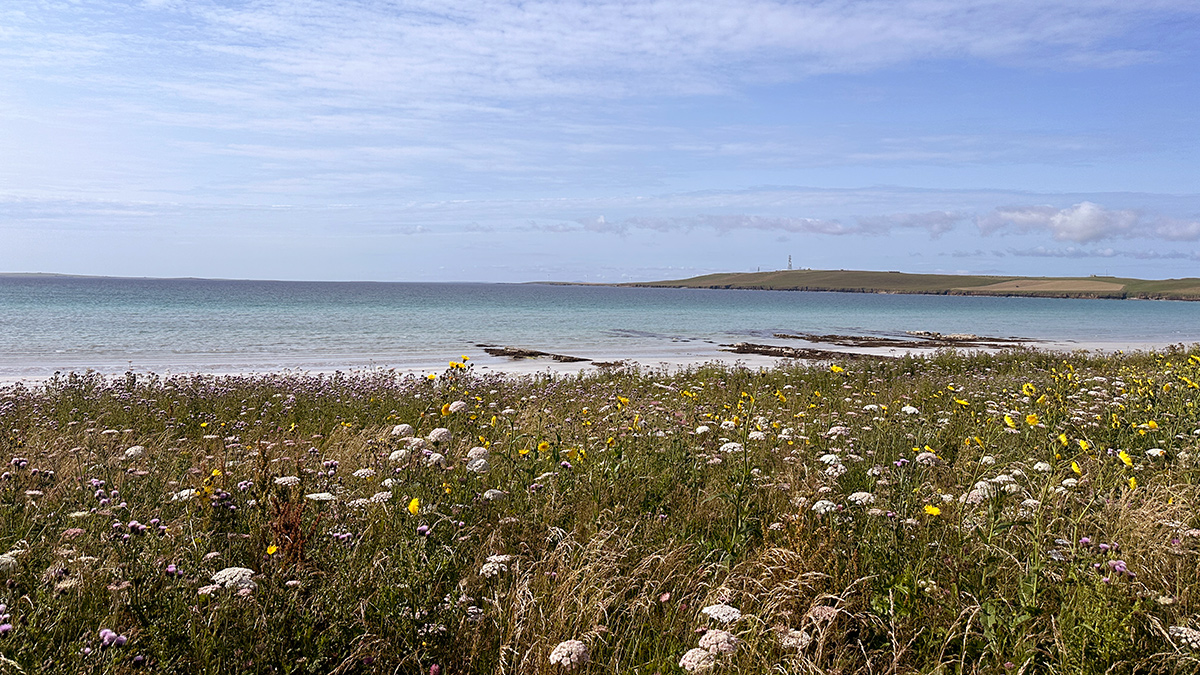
2, 276, 1199, 378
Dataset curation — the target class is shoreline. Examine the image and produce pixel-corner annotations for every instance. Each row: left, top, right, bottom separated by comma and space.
1, 335, 1187, 387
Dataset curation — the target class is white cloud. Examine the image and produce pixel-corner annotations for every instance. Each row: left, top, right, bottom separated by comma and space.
977, 201, 1200, 243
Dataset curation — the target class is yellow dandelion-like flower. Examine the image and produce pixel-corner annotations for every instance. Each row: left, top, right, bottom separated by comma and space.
1079, 439, 1090, 451
830, 365, 844, 373
426, 373, 436, 381
1071, 461, 1082, 475
519, 446, 531, 455
1128, 477, 1137, 490
955, 398, 969, 406
1118, 450, 1133, 467
211, 469, 222, 477
1025, 413, 1039, 426
408, 498, 420, 515
537, 441, 550, 452
924, 505, 941, 516
1022, 383, 1037, 396
1003, 415, 1017, 429
1058, 433, 1068, 446
1146, 420, 1159, 429
267, 545, 278, 555
441, 403, 451, 416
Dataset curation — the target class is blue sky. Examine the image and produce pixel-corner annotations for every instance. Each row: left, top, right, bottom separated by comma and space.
2, 0, 1198, 282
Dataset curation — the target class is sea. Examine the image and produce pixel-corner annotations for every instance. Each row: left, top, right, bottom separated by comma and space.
2, 275, 1199, 380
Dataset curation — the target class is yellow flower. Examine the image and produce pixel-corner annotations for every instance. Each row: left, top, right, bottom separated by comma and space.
426, 373, 436, 381
924, 505, 941, 516
1025, 413, 1039, 426
1036, 394, 1047, 405
1003, 415, 1017, 429
955, 398, 969, 406
519, 447, 531, 456
1022, 383, 1037, 396
408, 498, 420, 515
830, 365, 844, 373
211, 469, 222, 477
200, 422, 208, 428
1071, 461, 1082, 475
537, 441, 550, 452
1058, 433, 1068, 446
1128, 477, 1137, 490
461, 355, 469, 361
1118, 450, 1133, 467
441, 403, 451, 416
267, 545, 278, 555
617, 396, 630, 406
1146, 420, 1158, 429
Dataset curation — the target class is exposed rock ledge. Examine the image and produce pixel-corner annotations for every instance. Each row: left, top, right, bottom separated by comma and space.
478, 345, 591, 363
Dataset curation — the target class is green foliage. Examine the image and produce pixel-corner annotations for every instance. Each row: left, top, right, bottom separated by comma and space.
0, 349, 1198, 672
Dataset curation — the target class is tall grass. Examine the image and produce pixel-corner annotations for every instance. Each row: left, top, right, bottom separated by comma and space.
1, 348, 1199, 673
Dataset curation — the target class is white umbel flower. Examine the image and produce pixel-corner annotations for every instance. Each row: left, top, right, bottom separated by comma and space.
1168, 625, 1200, 651
274, 476, 300, 487
123, 445, 144, 459
211, 566, 256, 590
548, 639, 589, 669
718, 442, 744, 453
901, 405, 919, 415
352, 468, 375, 478
427, 428, 451, 444
679, 647, 715, 672
811, 499, 837, 515
700, 603, 742, 623
391, 424, 414, 437
847, 491, 875, 506
779, 628, 812, 649
699, 629, 739, 654
448, 400, 468, 414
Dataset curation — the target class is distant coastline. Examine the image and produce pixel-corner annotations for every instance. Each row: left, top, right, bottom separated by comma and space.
603, 269, 1200, 301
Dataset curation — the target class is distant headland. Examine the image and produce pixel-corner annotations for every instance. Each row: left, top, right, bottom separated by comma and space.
614, 269, 1200, 301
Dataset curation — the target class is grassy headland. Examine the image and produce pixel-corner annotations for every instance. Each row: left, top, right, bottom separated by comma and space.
626, 269, 1200, 300
1, 350, 1200, 673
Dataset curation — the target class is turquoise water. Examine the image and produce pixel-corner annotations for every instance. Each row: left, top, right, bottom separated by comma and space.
2, 276, 1199, 378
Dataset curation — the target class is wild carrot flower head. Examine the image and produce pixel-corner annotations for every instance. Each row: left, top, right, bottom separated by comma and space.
211, 566, 256, 590
847, 491, 875, 506
548, 639, 589, 669
700, 603, 741, 623
679, 647, 715, 672
811, 500, 837, 515
698, 629, 739, 654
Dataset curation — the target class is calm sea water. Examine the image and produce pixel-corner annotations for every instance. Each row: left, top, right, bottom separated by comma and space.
2, 276, 1199, 378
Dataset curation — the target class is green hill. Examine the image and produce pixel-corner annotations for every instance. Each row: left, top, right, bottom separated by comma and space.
626, 269, 1200, 300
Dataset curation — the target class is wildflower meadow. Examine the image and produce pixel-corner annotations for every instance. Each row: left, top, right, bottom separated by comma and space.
2, 348, 1200, 673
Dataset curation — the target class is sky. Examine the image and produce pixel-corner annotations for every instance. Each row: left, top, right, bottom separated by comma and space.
1, 0, 1199, 282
